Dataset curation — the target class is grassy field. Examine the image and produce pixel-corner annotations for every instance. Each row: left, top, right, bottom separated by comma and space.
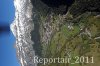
40, 12, 100, 66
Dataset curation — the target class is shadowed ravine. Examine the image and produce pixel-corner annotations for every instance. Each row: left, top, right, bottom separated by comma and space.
31, 15, 42, 57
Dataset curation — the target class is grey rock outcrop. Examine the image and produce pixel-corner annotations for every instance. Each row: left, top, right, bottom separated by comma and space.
10, 0, 37, 66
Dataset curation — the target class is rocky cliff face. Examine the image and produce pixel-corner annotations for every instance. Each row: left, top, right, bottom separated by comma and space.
10, 0, 37, 66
